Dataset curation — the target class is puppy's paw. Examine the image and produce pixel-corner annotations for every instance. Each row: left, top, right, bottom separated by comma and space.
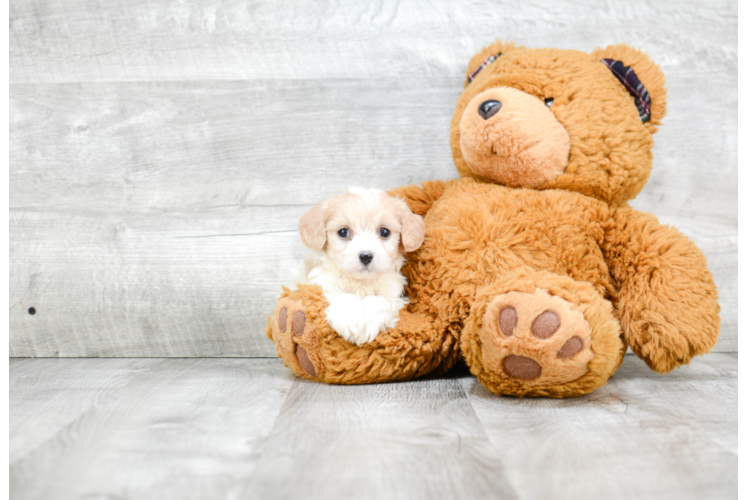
326, 294, 406, 346
359, 295, 404, 343
325, 294, 368, 345
344, 318, 370, 345
360, 317, 387, 345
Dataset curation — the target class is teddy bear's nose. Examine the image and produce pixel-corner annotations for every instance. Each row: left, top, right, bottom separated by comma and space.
478, 100, 502, 120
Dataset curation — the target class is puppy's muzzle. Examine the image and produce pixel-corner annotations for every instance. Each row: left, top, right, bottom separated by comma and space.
359, 252, 373, 266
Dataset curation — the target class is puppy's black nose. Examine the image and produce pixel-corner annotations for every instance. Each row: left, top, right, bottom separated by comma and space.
478, 100, 502, 120
359, 252, 373, 266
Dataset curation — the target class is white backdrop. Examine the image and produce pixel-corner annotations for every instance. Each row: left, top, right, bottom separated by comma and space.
9, 0, 737, 357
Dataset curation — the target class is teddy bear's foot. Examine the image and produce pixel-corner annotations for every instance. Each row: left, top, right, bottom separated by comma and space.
462, 270, 626, 397
269, 296, 325, 380
267, 285, 459, 384
480, 289, 595, 386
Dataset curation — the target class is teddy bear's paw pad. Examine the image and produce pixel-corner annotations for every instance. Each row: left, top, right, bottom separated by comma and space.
480, 289, 595, 386
271, 298, 322, 379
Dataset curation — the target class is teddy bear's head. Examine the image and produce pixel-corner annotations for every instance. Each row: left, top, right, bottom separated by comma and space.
451, 41, 667, 206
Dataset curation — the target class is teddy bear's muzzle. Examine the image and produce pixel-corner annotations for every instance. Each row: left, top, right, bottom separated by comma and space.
459, 87, 571, 188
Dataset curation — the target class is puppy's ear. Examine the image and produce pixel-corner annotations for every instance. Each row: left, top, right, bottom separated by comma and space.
398, 201, 425, 252
299, 199, 328, 250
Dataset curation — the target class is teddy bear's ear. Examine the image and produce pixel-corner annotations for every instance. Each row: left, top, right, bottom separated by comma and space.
592, 44, 667, 134
464, 40, 516, 88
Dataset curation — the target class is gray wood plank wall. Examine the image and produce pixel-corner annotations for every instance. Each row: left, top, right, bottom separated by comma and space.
10, 0, 737, 357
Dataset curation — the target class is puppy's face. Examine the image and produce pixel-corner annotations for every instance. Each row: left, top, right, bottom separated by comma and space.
299, 187, 425, 280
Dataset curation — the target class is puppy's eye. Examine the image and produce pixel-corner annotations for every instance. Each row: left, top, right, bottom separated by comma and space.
379, 228, 391, 238
544, 98, 554, 107
337, 228, 350, 238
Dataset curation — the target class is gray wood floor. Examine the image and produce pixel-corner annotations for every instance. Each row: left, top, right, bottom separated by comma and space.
10, 354, 737, 500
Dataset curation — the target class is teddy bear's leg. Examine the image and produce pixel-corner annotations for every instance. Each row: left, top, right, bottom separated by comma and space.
461, 269, 626, 398
267, 284, 459, 384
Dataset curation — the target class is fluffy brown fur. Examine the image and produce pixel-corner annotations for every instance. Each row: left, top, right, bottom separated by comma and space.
267, 41, 720, 397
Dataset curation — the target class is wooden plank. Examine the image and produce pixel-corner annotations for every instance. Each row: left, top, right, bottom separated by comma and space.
9, 80, 459, 210
461, 354, 738, 500
9, 358, 28, 366
241, 377, 518, 500
10, 358, 162, 462
708, 352, 739, 377
10, 72, 736, 221
8, 355, 737, 499
9, 208, 303, 357
10, 0, 737, 83
9, 358, 295, 500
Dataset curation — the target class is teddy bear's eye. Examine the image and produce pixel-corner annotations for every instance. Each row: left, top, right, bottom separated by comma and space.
544, 98, 554, 107
379, 228, 391, 238
337, 228, 350, 238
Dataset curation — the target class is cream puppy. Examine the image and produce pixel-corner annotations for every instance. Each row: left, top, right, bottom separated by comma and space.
298, 187, 425, 345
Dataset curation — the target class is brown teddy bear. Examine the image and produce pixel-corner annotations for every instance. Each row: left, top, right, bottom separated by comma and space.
267, 41, 721, 397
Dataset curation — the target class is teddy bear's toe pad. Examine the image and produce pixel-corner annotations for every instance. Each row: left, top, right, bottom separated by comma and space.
271, 298, 322, 379
502, 355, 542, 379
295, 345, 316, 377
480, 289, 595, 386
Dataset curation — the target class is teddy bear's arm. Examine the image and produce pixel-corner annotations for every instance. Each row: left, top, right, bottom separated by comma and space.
387, 180, 455, 217
602, 207, 721, 373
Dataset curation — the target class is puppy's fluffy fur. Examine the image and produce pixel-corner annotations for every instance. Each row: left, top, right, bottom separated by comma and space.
298, 187, 425, 345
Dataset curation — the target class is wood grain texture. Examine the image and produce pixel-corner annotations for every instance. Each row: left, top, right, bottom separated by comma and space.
9, 80, 458, 210
10, 358, 162, 462
10, 358, 295, 500
241, 377, 517, 500
9, 0, 737, 356
9, 0, 737, 83
462, 353, 738, 500
10, 207, 305, 357
9, 354, 737, 500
